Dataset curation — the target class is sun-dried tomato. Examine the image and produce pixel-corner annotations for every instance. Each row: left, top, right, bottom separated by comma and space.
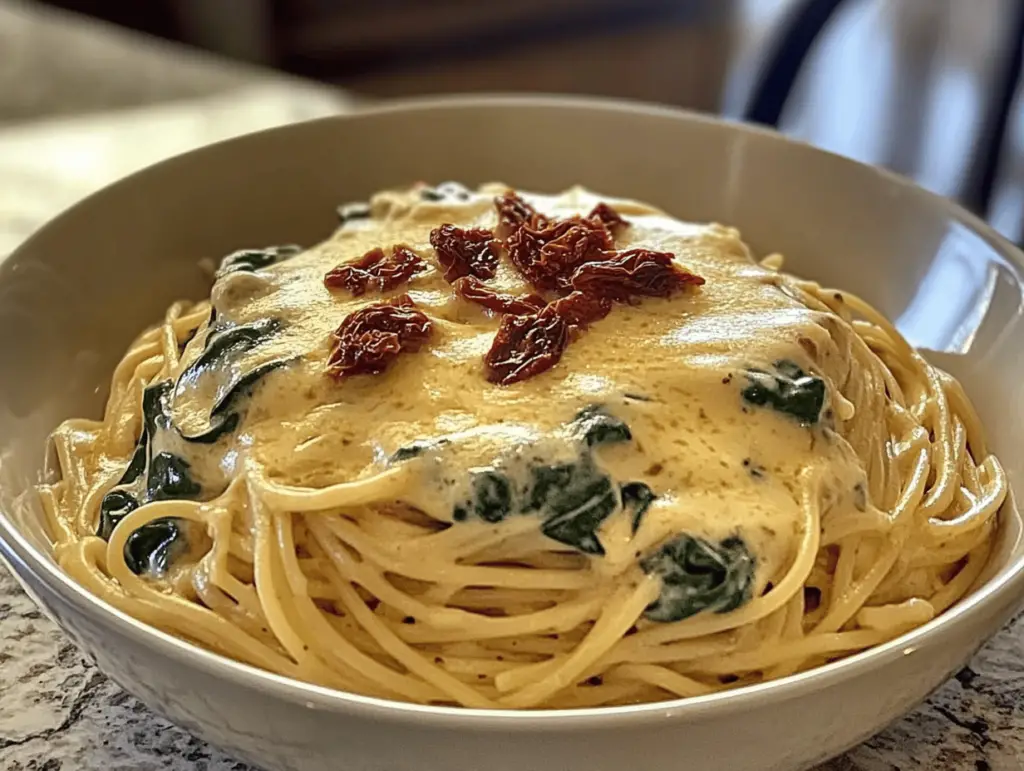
548, 291, 612, 327
495, 191, 548, 234
506, 218, 613, 292
324, 246, 426, 296
570, 249, 704, 301
588, 203, 629, 232
328, 294, 432, 378
482, 190, 705, 386
429, 224, 500, 282
453, 276, 545, 316
484, 306, 570, 385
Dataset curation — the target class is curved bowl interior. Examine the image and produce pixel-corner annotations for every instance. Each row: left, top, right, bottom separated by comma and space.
1, 96, 1024, 771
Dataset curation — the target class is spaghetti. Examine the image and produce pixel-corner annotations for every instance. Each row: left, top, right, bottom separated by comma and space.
39, 183, 1006, 709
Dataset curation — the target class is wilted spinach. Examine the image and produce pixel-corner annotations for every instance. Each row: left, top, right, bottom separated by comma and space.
175, 319, 285, 444
641, 535, 755, 623
539, 472, 618, 555
146, 451, 202, 501
449, 404, 638, 555
98, 381, 202, 575
621, 481, 656, 534
97, 437, 148, 540
741, 359, 826, 425
216, 245, 302, 278
522, 462, 578, 513
465, 470, 514, 524
420, 182, 471, 202
571, 405, 632, 447
390, 437, 451, 462
123, 519, 184, 576
185, 358, 289, 444
188, 319, 281, 374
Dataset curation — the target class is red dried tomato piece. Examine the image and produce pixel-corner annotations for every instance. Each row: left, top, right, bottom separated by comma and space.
570, 249, 704, 301
453, 276, 545, 316
588, 203, 629, 232
324, 246, 426, 296
484, 306, 570, 385
429, 224, 500, 282
506, 218, 613, 292
328, 294, 432, 378
495, 191, 548, 234
548, 291, 612, 327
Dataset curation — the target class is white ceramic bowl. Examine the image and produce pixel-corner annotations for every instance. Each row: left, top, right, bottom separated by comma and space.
1, 96, 1023, 771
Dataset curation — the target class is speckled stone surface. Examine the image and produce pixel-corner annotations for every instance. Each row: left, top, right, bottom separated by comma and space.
2, 2, 1024, 769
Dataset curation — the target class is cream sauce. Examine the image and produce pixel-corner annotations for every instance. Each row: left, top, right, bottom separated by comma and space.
163, 184, 872, 591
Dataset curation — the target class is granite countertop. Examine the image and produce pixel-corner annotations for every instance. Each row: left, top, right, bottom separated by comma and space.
1, 2, 1024, 770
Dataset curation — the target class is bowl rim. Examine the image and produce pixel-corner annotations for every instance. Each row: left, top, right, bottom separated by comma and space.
3, 92, 1024, 729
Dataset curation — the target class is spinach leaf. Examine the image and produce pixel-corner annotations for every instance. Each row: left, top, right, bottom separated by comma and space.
97, 380, 203, 575
97, 437, 149, 540
420, 182, 471, 202
142, 380, 174, 435
468, 470, 513, 524
522, 462, 578, 512
742, 359, 826, 425
641, 535, 755, 623
146, 452, 202, 501
450, 407, 638, 555
98, 490, 140, 541
188, 319, 281, 376
182, 358, 290, 444
540, 474, 618, 555
621, 481, 656, 534
124, 518, 184, 576
337, 201, 371, 223
175, 320, 285, 444
216, 245, 302, 278
213, 358, 287, 418
120, 435, 149, 485
390, 438, 451, 462
571, 405, 632, 447
453, 459, 620, 554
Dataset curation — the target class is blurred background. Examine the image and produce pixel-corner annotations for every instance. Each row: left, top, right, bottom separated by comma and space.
3, 0, 1024, 250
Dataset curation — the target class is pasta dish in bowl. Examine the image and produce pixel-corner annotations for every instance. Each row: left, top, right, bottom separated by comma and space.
3, 96, 1024, 771
39, 181, 1007, 711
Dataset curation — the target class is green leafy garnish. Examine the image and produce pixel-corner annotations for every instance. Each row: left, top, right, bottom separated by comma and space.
468, 470, 513, 524
175, 319, 286, 443
540, 474, 618, 555
124, 518, 185, 576
571, 405, 632, 447
216, 245, 301, 278
621, 481, 656, 533
741, 359, 826, 425
390, 438, 451, 462
641, 535, 755, 623
97, 381, 203, 576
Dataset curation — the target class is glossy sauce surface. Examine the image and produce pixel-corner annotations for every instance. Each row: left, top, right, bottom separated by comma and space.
159, 184, 872, 588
